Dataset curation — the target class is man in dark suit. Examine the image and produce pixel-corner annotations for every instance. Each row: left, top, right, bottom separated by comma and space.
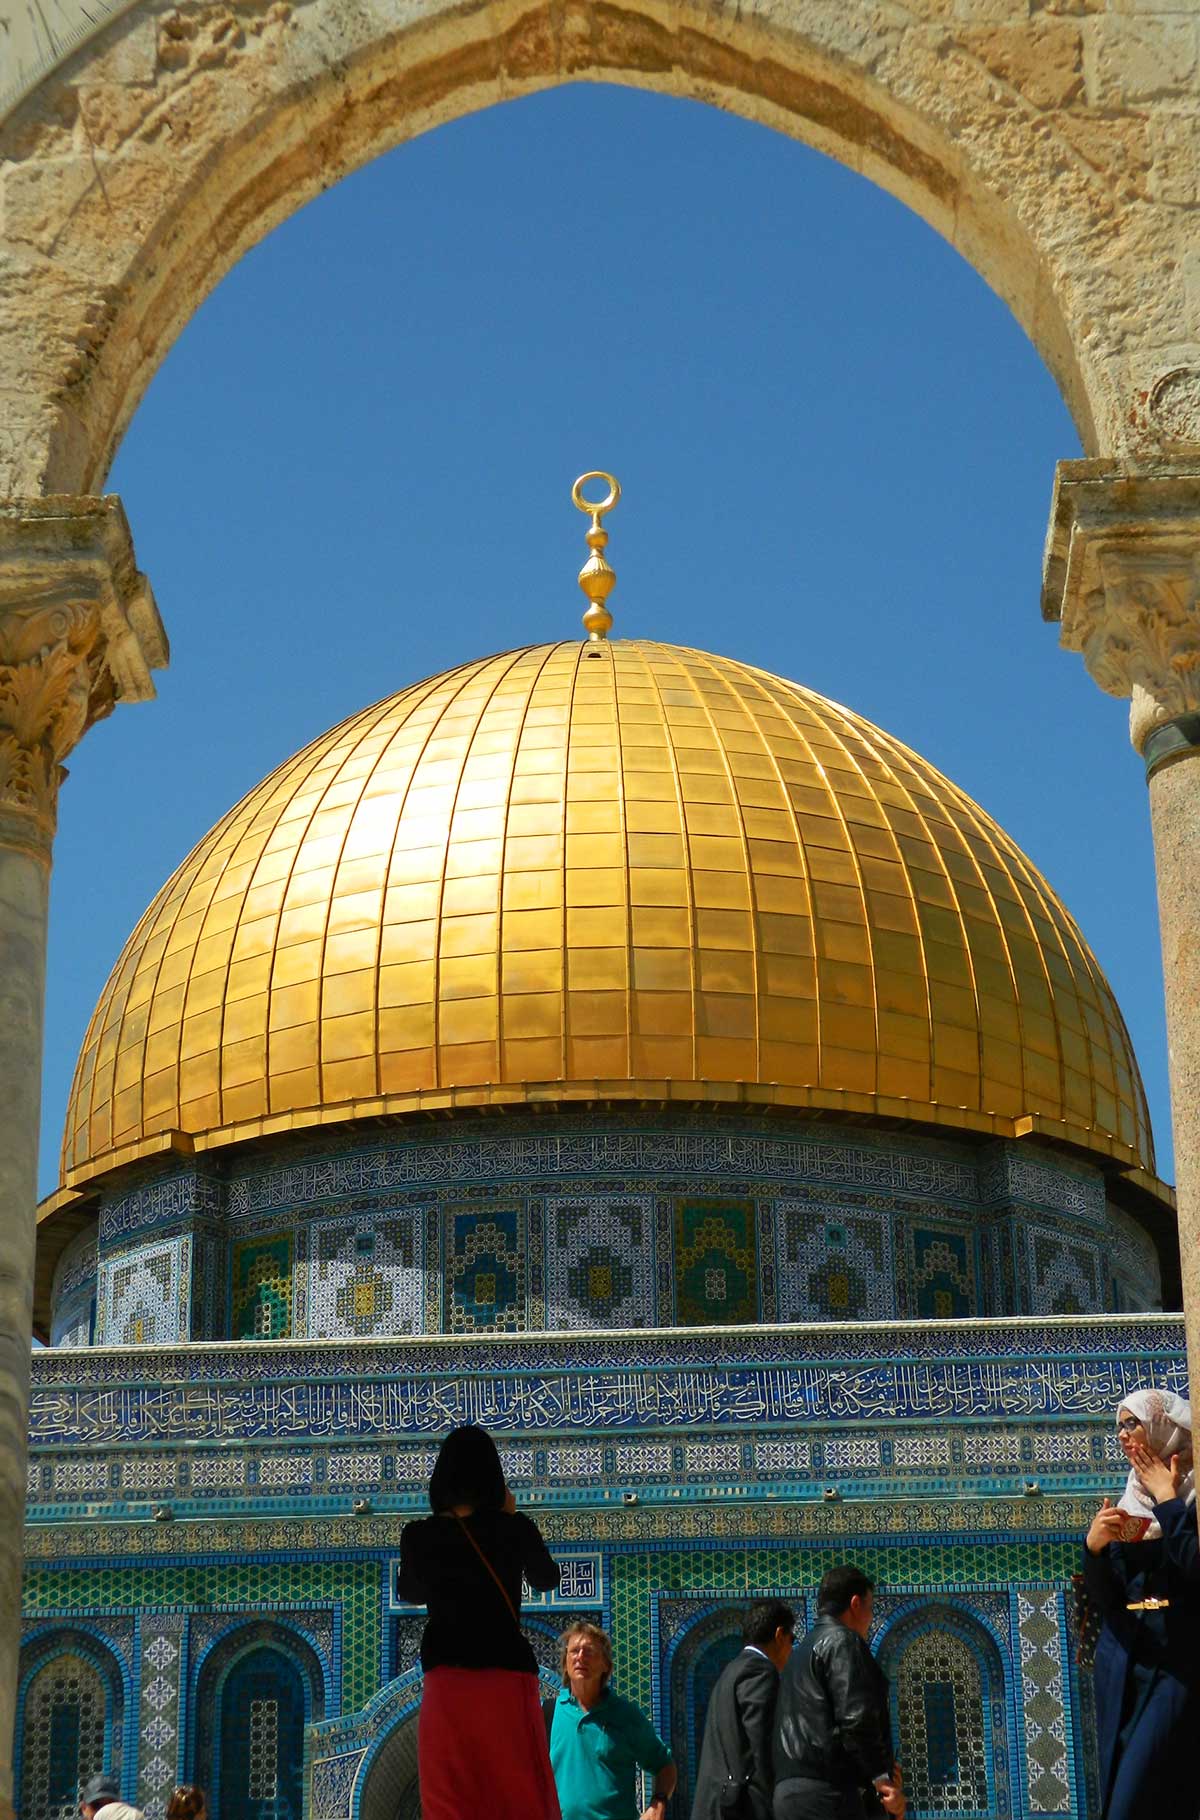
773, 1566, 904, 1819
691, 1598, 796, 1820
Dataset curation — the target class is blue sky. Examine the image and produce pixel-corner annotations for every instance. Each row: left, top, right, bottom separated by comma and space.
40, 81, 1171, 1194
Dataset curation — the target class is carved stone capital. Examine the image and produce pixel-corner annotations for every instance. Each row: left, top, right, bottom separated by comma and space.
1042, 458, 1200, 754
0, 497, 167, 854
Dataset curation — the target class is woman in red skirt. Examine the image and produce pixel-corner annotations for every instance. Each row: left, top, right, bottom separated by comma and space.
397, 1424, 562, 1820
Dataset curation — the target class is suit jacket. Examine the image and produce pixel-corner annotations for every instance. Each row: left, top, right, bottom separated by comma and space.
691, 1647, 779, 1820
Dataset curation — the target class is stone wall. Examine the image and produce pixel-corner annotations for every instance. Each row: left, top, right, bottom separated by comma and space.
3, 0, 1200, 494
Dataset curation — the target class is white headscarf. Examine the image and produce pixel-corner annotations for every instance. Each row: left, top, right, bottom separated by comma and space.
1116, 1386, 1194, 1537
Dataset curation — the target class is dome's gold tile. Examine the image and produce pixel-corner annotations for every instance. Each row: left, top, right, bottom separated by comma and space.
60, 639, 1155, 1181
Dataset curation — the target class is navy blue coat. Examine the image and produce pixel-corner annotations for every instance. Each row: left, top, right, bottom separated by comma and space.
1083, 1496, 1200, 1819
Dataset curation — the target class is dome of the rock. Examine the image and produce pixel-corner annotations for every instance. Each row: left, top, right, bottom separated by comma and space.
58, 637, 1153, 1186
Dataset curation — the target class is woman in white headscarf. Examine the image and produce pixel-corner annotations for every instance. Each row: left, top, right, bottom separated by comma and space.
1083, 1387, 1200, 1818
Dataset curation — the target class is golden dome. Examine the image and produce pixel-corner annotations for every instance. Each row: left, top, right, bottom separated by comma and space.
61, 638, 1153, 1186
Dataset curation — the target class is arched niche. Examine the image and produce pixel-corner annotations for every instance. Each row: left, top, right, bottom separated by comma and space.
3, 0, 1196, 496
16, 1630, 129, 1820
192, 1621, 327, 1820
876, 1602, 1013, 1820
664, 1598, 804, 1816
356, 1711, 420, 1820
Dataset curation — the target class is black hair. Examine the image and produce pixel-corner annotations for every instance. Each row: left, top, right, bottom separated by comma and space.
816, 1565, 874, 1616
428, 1425, 506, 1514
742, 1599, 796, 1648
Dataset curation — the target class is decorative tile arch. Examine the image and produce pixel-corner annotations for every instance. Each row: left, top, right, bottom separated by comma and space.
191, 1620, 328, 1820
16, 1629, 129, 1820
662, 1593, 809, 1817
875, 1602, 1013, 1820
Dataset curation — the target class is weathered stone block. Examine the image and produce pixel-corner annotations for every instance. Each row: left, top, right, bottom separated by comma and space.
1085, 16, 1199, 105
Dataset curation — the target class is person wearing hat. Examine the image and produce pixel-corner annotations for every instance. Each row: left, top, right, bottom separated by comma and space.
80, 1773, 144, 1820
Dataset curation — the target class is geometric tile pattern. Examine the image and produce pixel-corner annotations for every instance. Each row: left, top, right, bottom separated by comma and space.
674, 1199, 757, 1325
22, 1564, 380, 1714
216, 1647, 305, 1820
52, 1120, 1166, 1345
19, 1652, 109, 1820
1016, 1589, 1071, 1814
546, 1197, 653, 1328
1105, 1204, 1162, 1313
775, 1203, 893, 1320
135, 1616, 185, 1820
308, 1213, 424, 1339
232, 1234, 293, 1340
1107, 1204, 1162, 1313
1026, 1227, 1102, 1317
911, 1226, 976, 1320
97, 1239, 184, 1347
894, 1626, 989, 1814
447, 1206, 524, 1333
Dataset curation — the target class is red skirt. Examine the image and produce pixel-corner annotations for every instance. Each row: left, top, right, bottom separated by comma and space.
418, 1666, 562, 1820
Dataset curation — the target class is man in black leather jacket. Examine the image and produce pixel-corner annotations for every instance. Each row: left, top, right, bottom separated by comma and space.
772, 1566, 904, 1819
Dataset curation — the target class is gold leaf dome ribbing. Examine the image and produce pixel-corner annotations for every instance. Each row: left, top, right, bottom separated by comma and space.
60, 639, 1153, 1185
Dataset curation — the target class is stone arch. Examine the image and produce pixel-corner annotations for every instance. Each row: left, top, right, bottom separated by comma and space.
876, 1602, 1012, 1820
16, 1630, 128, 1820
2, 0, 1196, 497
191, 1620, 327, 1820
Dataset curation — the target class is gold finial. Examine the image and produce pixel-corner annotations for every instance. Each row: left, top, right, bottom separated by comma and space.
572, 470, 621, 641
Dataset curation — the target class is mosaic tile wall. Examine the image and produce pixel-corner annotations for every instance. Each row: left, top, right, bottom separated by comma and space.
72, 1115, 1166, 1343
49, 1227, 98, 1349
1105, 1204, 1162, 1312
26, 1317, 1184, 1529
19, 1524, 1094, 1820
96, 1238, 188, 1347
22, 1314, 1187, 1820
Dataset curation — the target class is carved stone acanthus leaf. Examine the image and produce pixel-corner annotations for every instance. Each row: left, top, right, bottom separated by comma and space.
0, 497, 167, 848
1042, 461, 1200, 754
0, 596, 113, 833
1069, 550, 1200, 749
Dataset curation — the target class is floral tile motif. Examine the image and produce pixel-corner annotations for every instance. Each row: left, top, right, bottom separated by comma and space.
1016, 1588, 1071, 1814
546, 1197, 654, 1329
673, 1198, 758, 1325
308, 1213, 425, 1339
135, 1615, 185, 1819
775, 1204, 893, 1321
447, 1205, 524, 1332
231, 1233, 293, 1340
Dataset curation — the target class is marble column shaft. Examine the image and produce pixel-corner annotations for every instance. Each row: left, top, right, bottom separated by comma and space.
0, 498, 165, 1820
1044, 458, 1200, 1441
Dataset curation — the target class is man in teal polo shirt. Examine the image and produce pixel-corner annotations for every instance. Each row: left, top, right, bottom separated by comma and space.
548, 1621, 677, 1820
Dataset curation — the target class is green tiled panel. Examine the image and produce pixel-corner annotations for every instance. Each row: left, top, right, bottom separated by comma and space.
23, 1562, 382, 1713
610, 1540, 1079, 1711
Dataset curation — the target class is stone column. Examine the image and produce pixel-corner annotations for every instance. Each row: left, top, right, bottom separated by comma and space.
0, 498, 166, 1820
1043, 458, 1200, 1410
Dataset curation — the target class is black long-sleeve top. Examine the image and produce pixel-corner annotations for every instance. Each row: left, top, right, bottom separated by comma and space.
396, 1508, 560, 1674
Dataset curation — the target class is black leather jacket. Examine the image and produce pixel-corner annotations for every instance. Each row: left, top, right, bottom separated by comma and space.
773, 1615, 893, 1791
